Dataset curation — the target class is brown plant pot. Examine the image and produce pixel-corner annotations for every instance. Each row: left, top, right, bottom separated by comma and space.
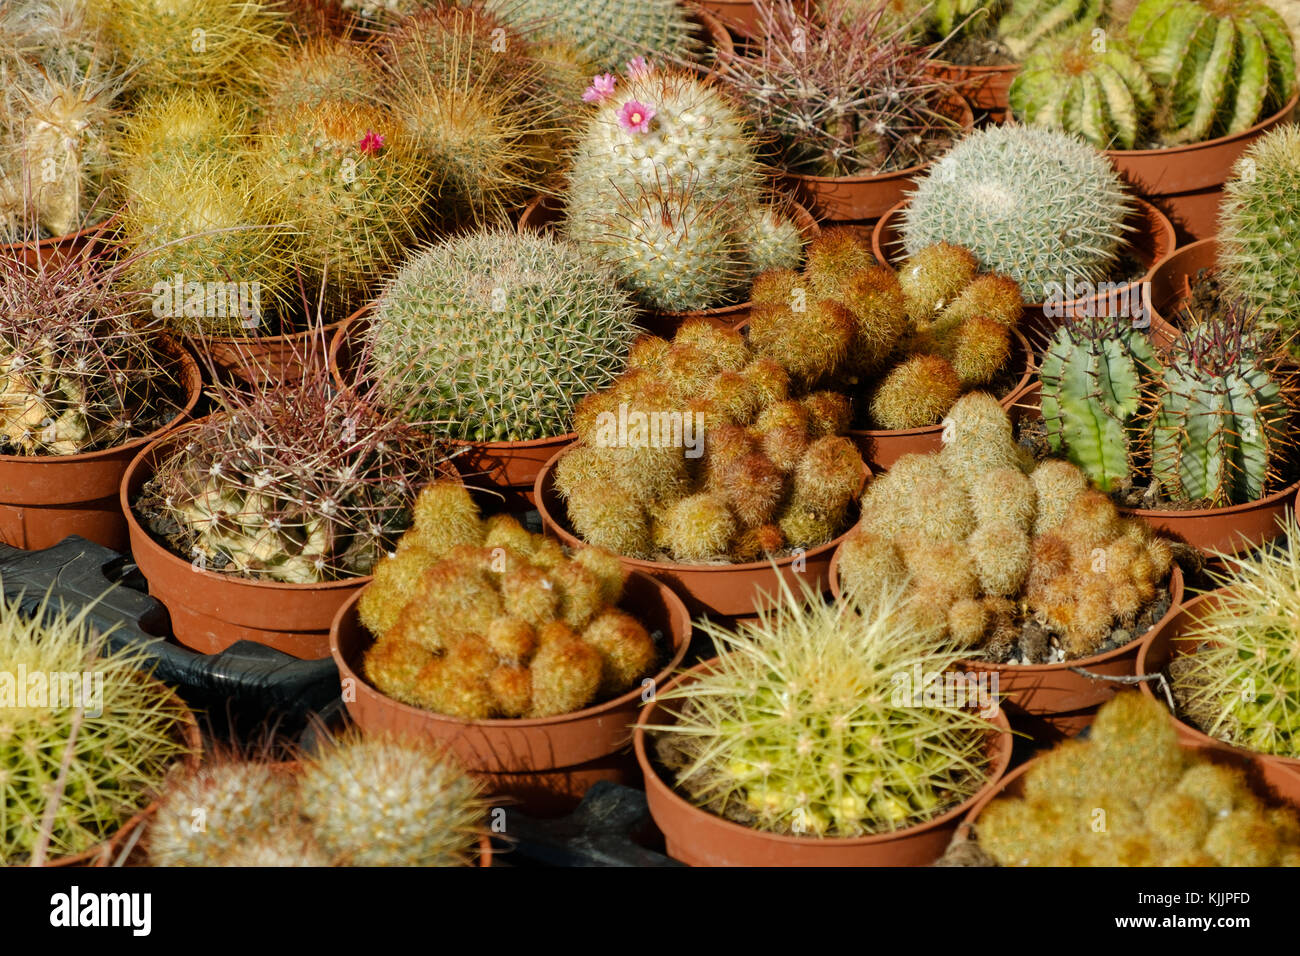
201, 307, 360, 388
536, 446, 867, 620
1105, 93, 1299, 244
1145, 237, 1217, 348
924, 60, 1020, 123
0, 340, 202, 552
694, 0, 760, 37
121, 423, 370, 660
1137, 589, 1300, 788
330, 570, 693, 816
847, 328, 1036, 470
1, 215, 117, 272
782, 95, 975, 223
517, 194, 821, 337
1012, 380, 1300, 557
872, 197, 1176, 342
694, 5, 736, 63
634, 658, 1013, 865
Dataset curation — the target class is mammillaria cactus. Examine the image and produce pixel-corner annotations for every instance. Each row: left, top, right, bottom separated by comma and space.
900, 125, 1134, 302
260, 34, 382, 113
646, 579, 1003, 837
362, 228, 639, 443
483, 0, 701, 71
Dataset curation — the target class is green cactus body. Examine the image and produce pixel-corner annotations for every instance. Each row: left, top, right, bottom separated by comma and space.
997, 0, 1102, 58
483, 0, 700, 70
1040, 321, 1157, 491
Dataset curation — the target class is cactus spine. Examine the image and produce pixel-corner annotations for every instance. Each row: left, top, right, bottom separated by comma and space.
483, 0, 701, 71
997, 0, 1103, 58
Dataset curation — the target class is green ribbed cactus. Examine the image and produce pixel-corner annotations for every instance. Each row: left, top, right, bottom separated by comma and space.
1150, 303, 1293, 507
1128, 0, 1297, 144
997, 0, 1102, 57
1218, 124, 1300, 346
900, 125, 1133, 302
364, 229, 639, 442
1040, 315, 1159, 491
1009, 32, 1157, 149
483, 0, 700, 70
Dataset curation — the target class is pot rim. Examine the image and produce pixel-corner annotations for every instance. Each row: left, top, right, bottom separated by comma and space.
1104, 91, 1300, 159
0, 212, 119, 252
203, 302, 367, 348
328, 572, 693, 729
634, 656, 1014, 848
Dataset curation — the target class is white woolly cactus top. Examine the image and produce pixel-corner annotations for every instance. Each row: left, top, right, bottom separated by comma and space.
900, 125, 1134, 302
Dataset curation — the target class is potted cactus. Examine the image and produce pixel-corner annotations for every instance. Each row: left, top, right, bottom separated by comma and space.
147, 733, 491, 866
0, 253, 201, 551
340, 227, 641, 505
833, 390, 1185, 735
874, 124, 1177, 335
1137, 521, 1300, 781
534, 318, 868, 619
717, 0, 972, 222
330, 481, 693, 813
121, 348, 447, 660
635, 579, 1013, 866
0, 590, 199, 866
960, 692, 1300, 866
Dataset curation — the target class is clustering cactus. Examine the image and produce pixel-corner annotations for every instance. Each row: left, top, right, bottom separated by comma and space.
996, 0, 1103, 58
483, 0, 701, 71
1218, 124, 1300, 345
149, 734, 487, 866
1128, 0, 1297, 144
976, 692, 1300, 865
900, 125, 1134, 302
556, 318, 865, 562
646, 579, 1003, 837
0, 253, 186, 455
717, 0, 964, 178
362, 228, 639, 443
750, 232, 1025, 430
0, 592, 194, 864
260, 34, 382, 113
358, 482, 659, 719
1168, 517, 1300, 759
838, 392, 1176, 661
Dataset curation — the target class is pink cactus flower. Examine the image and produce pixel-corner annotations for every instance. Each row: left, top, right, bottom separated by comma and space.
583, 73, 617, 102
358, 130, 385, 155
617, 100, 656, 134
625, 56, 652, 79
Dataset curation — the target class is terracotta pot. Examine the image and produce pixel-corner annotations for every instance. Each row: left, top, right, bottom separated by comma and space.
330, 570, 693, 816
327, 311, 575, 507
1137, 589, 1300, 788
121, 423, 370, 660
1106, 93, 1299, 243
200, 307, 359, 388
1145, 237, 1217, 348
0, 340, 202, 552
694, 0, 760, 36
924, 60, 1020, 123
634, 658, 1013, 866
782, 95, 975, 224
847, 328, 1035, 469
536, 446, 867, 620
694, 5, 736, 63
1012, 380, 1300, 556
0, 215, 117, 272
872, 197, 1176, 342
517, 194, 821, 336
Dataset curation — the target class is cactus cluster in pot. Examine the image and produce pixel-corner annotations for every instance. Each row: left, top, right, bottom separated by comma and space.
357, 481, 660, 720
555, 318, 866, 562
750, 230, 1025, 430
646, 579, 1003, 837
974, 692, 1300, 866
0, 591, 194, 864
148, 732, 486, 866
837, 392, 1176, 663
1040, 301, 1296, 508
1167, 516, 1300, 759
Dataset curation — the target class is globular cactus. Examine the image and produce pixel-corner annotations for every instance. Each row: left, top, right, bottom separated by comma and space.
996, 0, 1103, 58
901, 125, 1134, 302
362, 228, 639, 443
1218, 124, 1300, 345
0, 592, 194, 864
646, 579, 1003, 837
975, 692, 1300, 866
260, 35, 382, 113
1009, 32, 1157, 149
483, 0, 701, 71
1149, 302, 1294, 507
1128, 0, 1297, 144
1039, 314, 1159, 492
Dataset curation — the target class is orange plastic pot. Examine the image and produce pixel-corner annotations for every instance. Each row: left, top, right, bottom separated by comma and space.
782, 95, 975, 223
695, 0, 760, 36
201, 306, 361, 388
121, 423, 370, 660
1137, 589, 1300, 790
872, 197, 1176, 341
924, 60, 1019, 123
0, 340, 202, 552
635, 658, 1013, 866
535, 446, 867, 620
1106, 93, 1299, 243
330, 570, 692, 816
517, 194, 820, 336
0, 215, 117, 272
1145, 237, 1217, 348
